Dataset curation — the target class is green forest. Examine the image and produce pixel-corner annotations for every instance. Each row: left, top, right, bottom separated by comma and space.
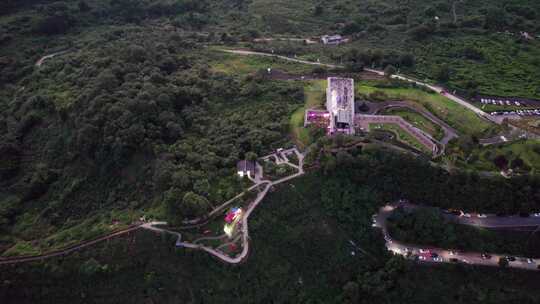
2, 149, 540, 303
1, 0, 540, 303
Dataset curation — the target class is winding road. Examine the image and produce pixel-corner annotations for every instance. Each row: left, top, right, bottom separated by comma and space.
144, 148, 306, 264
374, 203, 540, 271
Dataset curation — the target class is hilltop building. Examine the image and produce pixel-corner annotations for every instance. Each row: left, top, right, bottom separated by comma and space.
326, 77, 355, 135
321, 35, 347, 45
303, 77, 355, 135
237, 160, 257, 178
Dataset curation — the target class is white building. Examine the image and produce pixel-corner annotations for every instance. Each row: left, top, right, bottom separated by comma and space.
236, 160, 256, 178
326, 77, 355, 135
321, 35, 346, 45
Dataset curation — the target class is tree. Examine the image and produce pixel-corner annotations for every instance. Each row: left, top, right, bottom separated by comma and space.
95, 69, 119, 91
181, 192, 211, 218
484, 8, 507, 30
245, 152, 258, 162
193, 179, 210, 196
409, 25, 434, 40
399, 54, 415, 67
33, 15, 72, 35
78, 0, 91, 12
172, 170, 191, 189
456, 134, 476, 156
342, 281, 360, 303
435, 64, 451, 82
384, 65, 397, 78
79, 258, 104, 276
314, 5, 324, 16
510, 157, 524, 170
342, 22, 363, 35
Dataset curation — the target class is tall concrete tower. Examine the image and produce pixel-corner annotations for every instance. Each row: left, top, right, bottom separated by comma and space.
326, 77, 355, 135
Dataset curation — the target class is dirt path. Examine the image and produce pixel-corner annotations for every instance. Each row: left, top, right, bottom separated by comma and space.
35, 50, 68, 67
0, 224, 142, 265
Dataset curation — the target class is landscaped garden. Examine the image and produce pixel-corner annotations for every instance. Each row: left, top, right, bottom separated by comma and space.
369, 123, 431, 154
381, 108, 445, 141
357, 83, 496, 135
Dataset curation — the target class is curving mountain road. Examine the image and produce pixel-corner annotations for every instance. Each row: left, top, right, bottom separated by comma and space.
374, 204, 540, 271
145, 148, 306, 264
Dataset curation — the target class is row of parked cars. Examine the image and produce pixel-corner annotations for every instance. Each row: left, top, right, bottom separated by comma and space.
480, 98, 523, 106
444, 209, 540, 218
415, 249, 538, 268
490, 109, 540, 116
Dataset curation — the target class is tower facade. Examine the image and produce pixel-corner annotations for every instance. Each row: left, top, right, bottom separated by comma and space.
326, 77, 355, 135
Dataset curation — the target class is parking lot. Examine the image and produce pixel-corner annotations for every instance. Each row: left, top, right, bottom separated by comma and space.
490, 109, 540, 117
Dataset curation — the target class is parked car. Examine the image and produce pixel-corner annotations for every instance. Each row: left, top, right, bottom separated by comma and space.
506, 256, 516, 262
481, 253, 492, 260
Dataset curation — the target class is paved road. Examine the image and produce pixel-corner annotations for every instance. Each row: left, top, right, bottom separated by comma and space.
374, 204, 540, 271
397, 203, 540, 228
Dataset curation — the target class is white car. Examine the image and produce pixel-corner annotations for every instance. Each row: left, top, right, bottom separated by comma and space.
463, 213, 472, 218
419, 249, 429, 253
477, 214, 487, 218
433, 257, 443, 262
532, 213, 540, 217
